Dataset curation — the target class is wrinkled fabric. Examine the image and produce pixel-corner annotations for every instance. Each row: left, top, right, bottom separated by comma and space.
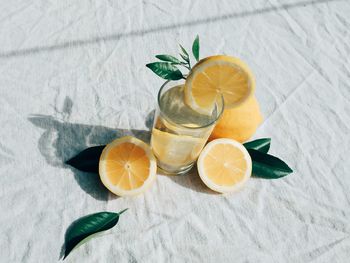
0, 0, 349, 262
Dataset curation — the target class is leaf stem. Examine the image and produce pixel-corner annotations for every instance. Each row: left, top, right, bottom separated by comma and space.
179, 64, 191, 70
118, 208, 129, 215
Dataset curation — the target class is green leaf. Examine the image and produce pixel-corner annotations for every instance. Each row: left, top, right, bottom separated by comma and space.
66, 146, 106, 173
155, 54, 182, 64
63, 209, 128, 259
192, 35, 200, 62
146, 62, 184, 80
179, 44, 189, 58
179, 53, 189, 63
248, 149, 293, 179
244, 138, 271, 153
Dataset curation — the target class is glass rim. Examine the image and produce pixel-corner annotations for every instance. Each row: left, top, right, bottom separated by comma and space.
157, 79, 225, 130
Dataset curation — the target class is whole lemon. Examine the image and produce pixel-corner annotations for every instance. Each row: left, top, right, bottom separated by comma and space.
209, 96, 263, 142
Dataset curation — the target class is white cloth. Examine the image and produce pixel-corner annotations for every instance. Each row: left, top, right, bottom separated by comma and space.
1, 0, 349, 262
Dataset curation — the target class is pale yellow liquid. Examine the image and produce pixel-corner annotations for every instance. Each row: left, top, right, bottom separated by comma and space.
151, 85, 218, 174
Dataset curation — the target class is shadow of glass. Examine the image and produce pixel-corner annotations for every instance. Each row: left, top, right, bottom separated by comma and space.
28, 101, 218, 198
28, 114, 151, 201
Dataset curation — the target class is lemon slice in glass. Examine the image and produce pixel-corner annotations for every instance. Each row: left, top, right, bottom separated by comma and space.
185, 55, 255, 115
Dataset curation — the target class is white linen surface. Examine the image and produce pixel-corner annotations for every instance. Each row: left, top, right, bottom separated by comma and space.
0, 0, 349, 262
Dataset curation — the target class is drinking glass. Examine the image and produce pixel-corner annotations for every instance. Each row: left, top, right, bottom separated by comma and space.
151, 79, 224, 175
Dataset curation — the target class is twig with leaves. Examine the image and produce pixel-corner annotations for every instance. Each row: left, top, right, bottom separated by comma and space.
146, 35, 200, 80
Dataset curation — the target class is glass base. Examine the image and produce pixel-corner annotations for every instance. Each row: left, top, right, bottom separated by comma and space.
157, 161, 194, 175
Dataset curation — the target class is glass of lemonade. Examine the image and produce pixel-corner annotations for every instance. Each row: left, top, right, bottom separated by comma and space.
151, 79, 224, 175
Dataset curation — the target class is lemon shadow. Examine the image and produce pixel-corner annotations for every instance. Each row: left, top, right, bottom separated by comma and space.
157, 165, 219, 195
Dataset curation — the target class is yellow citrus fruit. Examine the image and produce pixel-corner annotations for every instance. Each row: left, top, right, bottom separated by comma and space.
151, 128, 207, 168
209, 96, 263, 142
99, 136, 157, 196
197, 138, 252, 193
185, 55, 255, 115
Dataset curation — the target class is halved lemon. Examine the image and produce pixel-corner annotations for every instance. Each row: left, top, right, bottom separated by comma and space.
185, 55, 255, 115
197, 138, 252, 193
99, 136, 157, 196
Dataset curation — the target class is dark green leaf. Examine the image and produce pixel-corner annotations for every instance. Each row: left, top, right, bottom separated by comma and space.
192, 35, 200, 62
179, 44, 189, 58
248, 149, 293, 179
155, 54, 182, 64
146, 62, 183, 80
63, 209, 128, 259
179, 53, 189, 63
66, 146, 106, 173
244, 138, 271, 153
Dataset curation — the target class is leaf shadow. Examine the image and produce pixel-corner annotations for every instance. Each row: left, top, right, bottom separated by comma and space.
28, 97, 154, 201
59, 243, 65, 260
